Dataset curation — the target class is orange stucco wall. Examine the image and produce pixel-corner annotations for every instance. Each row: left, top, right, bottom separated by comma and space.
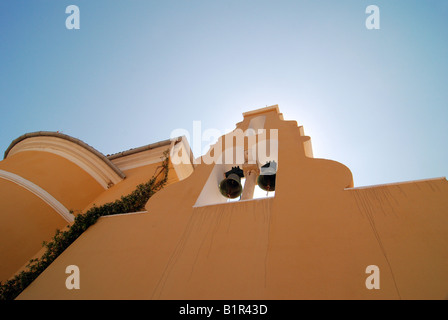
82, 159, 181, 212
14, 108, 448, 300
0, 140, 184, 285
0, 179, 68, 282
0, 151, 104, 213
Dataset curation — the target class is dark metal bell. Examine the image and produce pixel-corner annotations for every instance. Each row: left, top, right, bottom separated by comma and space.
219, 166, 244, 199
257, 161, 277, 192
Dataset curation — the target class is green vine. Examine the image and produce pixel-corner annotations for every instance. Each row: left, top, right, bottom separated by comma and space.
0, 150, 170, 300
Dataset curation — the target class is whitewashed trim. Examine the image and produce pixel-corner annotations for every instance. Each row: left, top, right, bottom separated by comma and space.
7, 137, 124, 189
345, 177, 447, 190
0, 169, 73, 223
110, 147, 167, 171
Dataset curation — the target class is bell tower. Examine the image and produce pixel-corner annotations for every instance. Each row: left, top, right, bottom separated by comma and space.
193, 105, 280, 206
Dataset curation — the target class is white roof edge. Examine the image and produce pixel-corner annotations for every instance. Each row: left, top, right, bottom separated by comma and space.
345, 176, 447, 190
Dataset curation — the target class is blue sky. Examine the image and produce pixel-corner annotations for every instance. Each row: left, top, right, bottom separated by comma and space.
0, 0, 447, 187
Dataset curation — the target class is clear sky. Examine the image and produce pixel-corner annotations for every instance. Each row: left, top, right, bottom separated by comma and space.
1, 0, 447, 187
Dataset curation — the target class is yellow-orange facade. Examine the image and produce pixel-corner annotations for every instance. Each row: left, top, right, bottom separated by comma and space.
1, 106, 447, 300
0, 132, 192, 284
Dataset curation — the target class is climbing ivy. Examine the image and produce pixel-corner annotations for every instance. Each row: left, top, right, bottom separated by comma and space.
0, 150, 170, 300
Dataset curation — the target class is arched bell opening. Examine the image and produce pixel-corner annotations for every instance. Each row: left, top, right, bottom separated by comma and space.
193, 131, 278, 207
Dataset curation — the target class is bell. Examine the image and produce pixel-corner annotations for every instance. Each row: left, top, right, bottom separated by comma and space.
257, 161, 277, 192
219, 166, 244, 199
